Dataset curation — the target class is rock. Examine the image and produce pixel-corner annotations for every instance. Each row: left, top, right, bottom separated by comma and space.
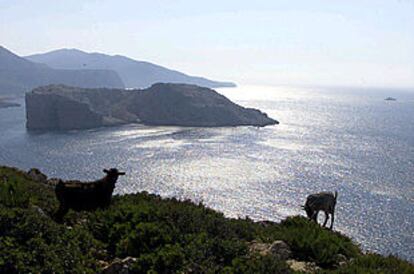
286, 259, 321, 273
101, 257, 137, 274
249, 240, 292, 260
25, 83, 278, 130
97, 260, 110, 269
27, 168, 47, 182
249, 241, 270, 256
31, 205, 48, 218
335, 253, 348, 267
269, 241, 292, 260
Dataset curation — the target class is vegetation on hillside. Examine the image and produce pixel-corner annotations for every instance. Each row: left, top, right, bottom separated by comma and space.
0, 166, 413, 273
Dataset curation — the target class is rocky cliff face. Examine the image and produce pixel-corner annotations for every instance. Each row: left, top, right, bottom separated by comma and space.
25, 91, 103, 130
26, 84, 278, 130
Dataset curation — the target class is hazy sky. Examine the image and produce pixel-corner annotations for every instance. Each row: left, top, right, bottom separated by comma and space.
1, 0, 413, 88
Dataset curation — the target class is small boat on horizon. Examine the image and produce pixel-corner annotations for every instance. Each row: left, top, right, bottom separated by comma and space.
384, 97, 397, 101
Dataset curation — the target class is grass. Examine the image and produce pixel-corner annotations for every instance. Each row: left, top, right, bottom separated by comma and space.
0, 166, 413, 273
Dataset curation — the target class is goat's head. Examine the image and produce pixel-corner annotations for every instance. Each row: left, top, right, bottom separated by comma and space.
302, 204, 314, 219
103, 168, 125, 183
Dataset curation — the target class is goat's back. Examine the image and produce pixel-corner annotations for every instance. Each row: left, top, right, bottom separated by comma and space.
305, 192, 337, 211
55, 180, 113, 210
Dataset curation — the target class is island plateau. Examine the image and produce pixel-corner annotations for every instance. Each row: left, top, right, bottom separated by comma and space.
25, 83, 278, 130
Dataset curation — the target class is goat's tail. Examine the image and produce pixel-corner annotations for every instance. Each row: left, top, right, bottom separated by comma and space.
334, 191, 338, 201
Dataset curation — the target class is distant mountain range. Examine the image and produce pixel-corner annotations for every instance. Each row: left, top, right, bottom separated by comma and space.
26, 48, 235, 89
0, 46, 235, 97
0, 46, 124, 96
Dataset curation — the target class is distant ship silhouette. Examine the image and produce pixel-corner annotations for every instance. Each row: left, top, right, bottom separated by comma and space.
384, 97, 397, 101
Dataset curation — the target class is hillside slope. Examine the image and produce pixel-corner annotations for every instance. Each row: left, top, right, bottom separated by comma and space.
26, 49, 236, 89
0, 166, 413, 273
0, 46, 124, 96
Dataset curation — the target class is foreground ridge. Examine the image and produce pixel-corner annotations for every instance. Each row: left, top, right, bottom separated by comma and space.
0, 166, 413, 273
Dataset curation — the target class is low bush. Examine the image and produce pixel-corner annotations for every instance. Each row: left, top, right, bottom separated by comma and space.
257, 216, 361, 266
325, 253, 414, 274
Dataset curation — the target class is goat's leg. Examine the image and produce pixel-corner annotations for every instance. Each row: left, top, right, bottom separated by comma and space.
311, 211, 318, 222
330, 212, 335, 230
54, 204, 68, 223
322, 211, 329, 227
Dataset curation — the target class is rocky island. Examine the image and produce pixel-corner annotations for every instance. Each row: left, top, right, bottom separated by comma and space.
25, 83, 278, 130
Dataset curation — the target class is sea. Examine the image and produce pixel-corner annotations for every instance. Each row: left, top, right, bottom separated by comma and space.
0, 85, 413, 261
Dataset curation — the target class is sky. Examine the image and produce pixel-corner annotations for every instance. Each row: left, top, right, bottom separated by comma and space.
1, 0, 413, 88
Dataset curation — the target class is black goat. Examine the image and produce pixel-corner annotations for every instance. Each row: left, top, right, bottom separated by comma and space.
302, 191, 338, 229
54, 168, 125, 222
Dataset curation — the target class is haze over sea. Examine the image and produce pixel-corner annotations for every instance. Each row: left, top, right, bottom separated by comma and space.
0, 85, 413, 261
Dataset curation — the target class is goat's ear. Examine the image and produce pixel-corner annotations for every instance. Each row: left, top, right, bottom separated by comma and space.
103, 169, 109, 174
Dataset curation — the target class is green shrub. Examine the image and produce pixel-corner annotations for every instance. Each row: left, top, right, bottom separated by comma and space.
131, 244, 185, 273
258, 216, 361, 266
0, 176, 30, 208
223, 255, 292, 274
0, 207, 102, 273
0, 166, 58, 214
118, 222, 175, 257
326, 254, 414, 274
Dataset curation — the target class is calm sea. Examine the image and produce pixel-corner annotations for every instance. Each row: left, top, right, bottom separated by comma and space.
0, 85, 413, 261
